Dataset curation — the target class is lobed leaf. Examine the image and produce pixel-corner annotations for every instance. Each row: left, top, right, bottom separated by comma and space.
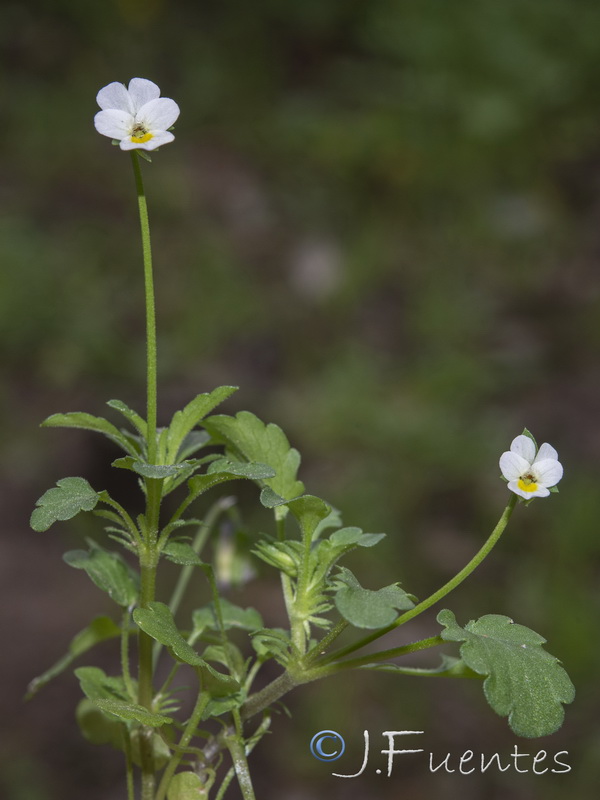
203, 410, 304, 501
437, 609, 575, 738
31, 477, 99, 532
334, 567, 415, 628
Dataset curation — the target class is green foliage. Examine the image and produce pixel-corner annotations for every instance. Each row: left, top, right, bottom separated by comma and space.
63, 541, 139, 607
26, 616, 121, 699
41, 411, 141, 456
162, 541, 205, 566
106, 399, 147, 438
133, 602, 206, 667
167, 772, 210, 800
76, 699, 172, 768
333, 567, 415, 628
192, 599, 263, 635
166, 386, 238, 463
437, 609, 575, 737
94, 699, 173, 728
30, 477, 99, 532
204, 411, 305, 502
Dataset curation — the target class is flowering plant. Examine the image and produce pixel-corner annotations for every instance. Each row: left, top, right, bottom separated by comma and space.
27, 78, 574, 800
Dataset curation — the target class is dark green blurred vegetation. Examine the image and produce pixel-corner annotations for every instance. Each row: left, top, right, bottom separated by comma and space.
2, 0, 600, 798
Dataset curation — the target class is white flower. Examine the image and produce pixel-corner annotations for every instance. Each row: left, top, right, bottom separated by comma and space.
499, 434, 563, 499
94, 78, 180, 151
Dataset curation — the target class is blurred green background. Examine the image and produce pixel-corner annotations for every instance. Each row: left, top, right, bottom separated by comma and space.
2, 0, 600, 798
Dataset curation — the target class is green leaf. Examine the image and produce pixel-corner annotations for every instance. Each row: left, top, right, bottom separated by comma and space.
63, 542, 139, 607
334, 568, 415, 628
207, 458, 276, 480
75, 666, 130, 703
167, 772, 209, 800
94, 698, 173, 727
437, 610, 575, 738
166, 386, 238, 463
177, 430, 211, 461
31, 477, 99, 532
250, 628, 291, 665
162, 541, 205, 566
286, 495, 331, 540
76, 700, 172, 768
192, 599, 263, 636
26, 616, 121, 699
42, 411, 139, 456
203, 410, 304, 501
106, 399, 147, 438
185, 459, 275, 505
329, 528, 386, 549
112, 457, 190, 480
76, 698, 124, 747
133, 602, 204, 666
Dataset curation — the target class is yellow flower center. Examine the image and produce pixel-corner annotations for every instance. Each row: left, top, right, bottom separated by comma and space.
517, 474, 538, 493
130, 124, 153, 144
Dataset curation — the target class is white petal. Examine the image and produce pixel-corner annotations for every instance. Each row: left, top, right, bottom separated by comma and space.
96, 82, 134, 113
507, 480, 550, 499
127, 78, 161, 112
534, 442, 558, 463
510, 435, 536, 464
499, 451, 530, 481
118, 131, 175, 151
531, 458, 563, 488
137, 97, 180, 131
94, 109, 133, 139
143, 131, 175, 150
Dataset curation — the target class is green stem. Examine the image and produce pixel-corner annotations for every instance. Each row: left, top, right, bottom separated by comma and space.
138, 555, 158, 800
241, 670, 297, 722
122, 727, 135, 800
215, 715, 271, 800
320, 635, 444, 676
224, 711, 256, 800
131, 151, 158, 464
121, 608, 136, 700
153, 499, 231, 668
320, 494, 518, 665
155, 686, 210, 800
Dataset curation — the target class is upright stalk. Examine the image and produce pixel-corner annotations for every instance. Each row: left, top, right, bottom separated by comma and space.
131, 151, 158, 463
131, 150, 162, 799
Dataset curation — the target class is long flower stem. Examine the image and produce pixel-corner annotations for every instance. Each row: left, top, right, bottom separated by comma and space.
131, 150, 162, 800
131, 151, 158, 463
319, 494, 518, 666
